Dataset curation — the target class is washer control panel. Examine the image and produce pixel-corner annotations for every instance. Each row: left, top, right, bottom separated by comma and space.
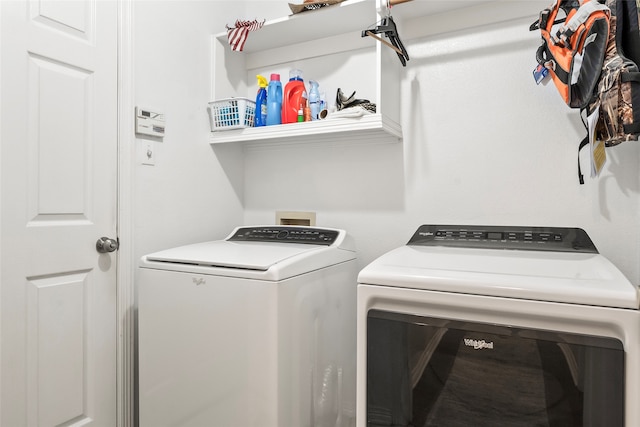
408, 225, 598, 253
228, 226, 339, 245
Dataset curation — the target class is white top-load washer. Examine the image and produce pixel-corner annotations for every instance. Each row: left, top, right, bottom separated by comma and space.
138, 225, 357, 427
357, 225, 640, 427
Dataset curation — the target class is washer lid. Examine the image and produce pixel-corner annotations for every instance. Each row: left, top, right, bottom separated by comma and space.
358, 243, 638, 309
139, 226, 356, 281
143, 240, 327, 271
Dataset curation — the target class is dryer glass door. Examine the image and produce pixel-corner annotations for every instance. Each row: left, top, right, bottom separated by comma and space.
366, 310, 624, 427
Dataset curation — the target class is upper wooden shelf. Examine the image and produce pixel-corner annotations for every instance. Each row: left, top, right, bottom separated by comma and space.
213, 0, 494, 54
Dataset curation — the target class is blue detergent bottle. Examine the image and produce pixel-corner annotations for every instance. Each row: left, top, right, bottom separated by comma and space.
266, 73, 282, 126
308, 80, 320, 121
255, 75, 268, 127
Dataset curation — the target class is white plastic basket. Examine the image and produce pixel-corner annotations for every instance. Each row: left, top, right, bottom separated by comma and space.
208, 97, 256, 131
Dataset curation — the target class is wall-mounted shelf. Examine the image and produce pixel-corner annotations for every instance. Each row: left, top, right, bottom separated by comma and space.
211, 0, 403, 147
210, 113, 401, 146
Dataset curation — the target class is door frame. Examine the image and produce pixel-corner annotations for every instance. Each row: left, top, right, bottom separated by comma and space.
0, 3, 3, 421
117, 0, 135, 426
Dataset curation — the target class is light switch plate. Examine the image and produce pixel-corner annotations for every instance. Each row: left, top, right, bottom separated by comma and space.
139, 141, 156, 166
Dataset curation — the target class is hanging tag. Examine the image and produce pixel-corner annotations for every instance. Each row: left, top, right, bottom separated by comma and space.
587, 106, 606, 177
533, 64, 549, 85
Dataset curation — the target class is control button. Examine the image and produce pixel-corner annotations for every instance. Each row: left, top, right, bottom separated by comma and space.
486, 231, 502, 240
277, 230, 289, 239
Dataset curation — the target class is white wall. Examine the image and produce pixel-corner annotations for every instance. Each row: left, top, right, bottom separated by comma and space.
243, 10, 640, 284
133, 0, 247, 260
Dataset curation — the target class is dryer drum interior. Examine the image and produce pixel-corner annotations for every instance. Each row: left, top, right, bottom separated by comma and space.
366, 310, 624, 427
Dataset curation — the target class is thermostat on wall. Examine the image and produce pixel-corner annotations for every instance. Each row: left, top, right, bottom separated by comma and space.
136, 107, 165, 138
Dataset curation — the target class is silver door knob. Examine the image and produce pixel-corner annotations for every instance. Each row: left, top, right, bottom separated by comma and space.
96, 237, 119, 253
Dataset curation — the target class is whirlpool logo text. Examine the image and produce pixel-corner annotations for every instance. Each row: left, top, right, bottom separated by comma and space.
464, 338, 494, 350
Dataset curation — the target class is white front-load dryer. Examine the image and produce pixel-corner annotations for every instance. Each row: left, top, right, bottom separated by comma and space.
138, 226, 357, 427
357, 225, 640, 427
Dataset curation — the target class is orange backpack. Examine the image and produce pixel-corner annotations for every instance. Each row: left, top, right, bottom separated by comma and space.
531, 0, 611, 108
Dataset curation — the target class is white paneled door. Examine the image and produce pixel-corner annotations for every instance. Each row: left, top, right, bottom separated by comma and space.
1, 0, 118, 426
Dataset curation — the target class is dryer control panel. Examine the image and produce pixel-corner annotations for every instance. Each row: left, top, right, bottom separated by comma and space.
408, 225, 598, 253
228, 226, 339, 245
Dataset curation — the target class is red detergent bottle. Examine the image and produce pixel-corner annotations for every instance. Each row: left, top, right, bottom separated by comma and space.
282, 69, 306, 124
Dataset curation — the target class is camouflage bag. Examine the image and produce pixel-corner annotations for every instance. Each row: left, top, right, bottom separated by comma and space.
588, 0, 640, 147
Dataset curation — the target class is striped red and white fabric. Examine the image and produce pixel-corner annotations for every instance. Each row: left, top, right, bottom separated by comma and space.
225, 19, 265, 52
